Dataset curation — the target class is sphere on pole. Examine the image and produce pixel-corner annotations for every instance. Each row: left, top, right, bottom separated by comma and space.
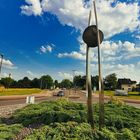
82, 25, 104, 48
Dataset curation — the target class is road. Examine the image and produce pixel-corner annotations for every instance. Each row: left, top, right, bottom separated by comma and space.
0, 90, 140, 108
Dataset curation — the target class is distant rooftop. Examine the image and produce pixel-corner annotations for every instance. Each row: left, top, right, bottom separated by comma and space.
118, 78, 137, 85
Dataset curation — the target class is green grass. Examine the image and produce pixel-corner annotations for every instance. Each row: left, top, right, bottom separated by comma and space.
0, 88, 42, 96
96, 90, 140, 100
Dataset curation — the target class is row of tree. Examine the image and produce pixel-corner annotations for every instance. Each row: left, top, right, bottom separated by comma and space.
0, 73, 119, 90
0, 75, 73, 89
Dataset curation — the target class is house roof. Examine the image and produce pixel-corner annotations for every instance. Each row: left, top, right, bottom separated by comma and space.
118, 78, 136, 85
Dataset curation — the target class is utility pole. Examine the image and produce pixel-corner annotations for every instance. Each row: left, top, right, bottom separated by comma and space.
93, 0, 104, 130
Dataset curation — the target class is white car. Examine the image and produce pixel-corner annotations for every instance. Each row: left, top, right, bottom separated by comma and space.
115, 90, 128, 96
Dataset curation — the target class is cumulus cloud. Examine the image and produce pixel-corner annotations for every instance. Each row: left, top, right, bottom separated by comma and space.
58, 72, 73, 80
58, 51, 86, 61
0, 58, 16, 69
91, 62, 140, 82
39, 44, 53, 54
26, 70, 36, 77
58, 40, 140, 62
58, 71, 85, 81
21, 0, 140, 38
21, 0, 42, 16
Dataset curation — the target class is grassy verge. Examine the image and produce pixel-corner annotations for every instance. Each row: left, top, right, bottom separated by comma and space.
0, 88, 42, 96
95, 90, 140, 100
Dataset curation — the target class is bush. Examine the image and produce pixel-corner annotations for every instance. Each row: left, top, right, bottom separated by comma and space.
13, 99, 86, 126
24, 122, 94, 140
0, 124, 23, 139
4, 99, 140, 140
117, 128, 137, 140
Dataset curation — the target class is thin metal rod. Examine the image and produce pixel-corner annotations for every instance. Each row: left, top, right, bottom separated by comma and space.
93, 0, 104, 130
86, 10, 94, 128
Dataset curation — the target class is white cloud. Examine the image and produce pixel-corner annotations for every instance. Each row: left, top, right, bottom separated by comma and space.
75, 71, 85, 76
2, 72, 9, 77
58, 51, 86, 61
90, 63, 140, 82
58, 40, 140, 62
135, 35, 140, 40
21, 0, 140, 38
0, 58, 16, 69
58, 72, 73, 80
21, 0, 42, 16
40, 45, 53, 54
58, 71, 85, 81
26, 70, 36, 77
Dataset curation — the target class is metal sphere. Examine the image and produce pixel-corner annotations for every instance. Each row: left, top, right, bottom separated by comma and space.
82, 25, 104, 47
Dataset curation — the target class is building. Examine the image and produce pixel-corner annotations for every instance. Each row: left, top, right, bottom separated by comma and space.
117, 78, 137, 92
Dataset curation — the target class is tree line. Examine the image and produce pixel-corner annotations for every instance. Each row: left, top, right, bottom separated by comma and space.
0, 73, 120, 90
0, 75, 72, 89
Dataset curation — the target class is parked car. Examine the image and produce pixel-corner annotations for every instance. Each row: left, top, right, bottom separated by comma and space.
115, 90, 128, 96
57, 91, 65, 97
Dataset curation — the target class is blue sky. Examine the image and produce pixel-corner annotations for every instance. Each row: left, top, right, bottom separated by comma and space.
0, 0, 140, 82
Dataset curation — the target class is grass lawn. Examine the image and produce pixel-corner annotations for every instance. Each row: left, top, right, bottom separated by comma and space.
0, 88, 42, 96
99, 90, 140, 100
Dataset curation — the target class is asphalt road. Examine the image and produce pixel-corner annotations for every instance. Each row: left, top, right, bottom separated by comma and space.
0, 91, 140, 108
0, 89, 140, 108
0, 96, 57, 106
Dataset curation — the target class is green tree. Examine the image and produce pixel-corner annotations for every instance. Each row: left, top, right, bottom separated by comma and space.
60, 79, 72, 89
31, 78, 40, 88
0, 77, 14, 88
91, 75, 99, 90
17, 77, 31, 88
54, 80, 59, 88
104, 73, 117, 90
73, 75, 85, 88
40, 75, 53, 89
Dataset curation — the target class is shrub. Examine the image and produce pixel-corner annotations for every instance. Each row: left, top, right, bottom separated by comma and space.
0, 124, 23, 139
8, 99, 140, 139
13, 99, 86, 126
116, 128, 137, 140
24, 122, 94, 140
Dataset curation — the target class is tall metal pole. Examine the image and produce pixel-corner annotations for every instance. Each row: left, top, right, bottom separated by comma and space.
0, 54, 3, 78
86, 10, 94, 128
93, 0, 104, 130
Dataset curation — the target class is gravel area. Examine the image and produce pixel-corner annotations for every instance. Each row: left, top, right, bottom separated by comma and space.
0, 104, 26, 118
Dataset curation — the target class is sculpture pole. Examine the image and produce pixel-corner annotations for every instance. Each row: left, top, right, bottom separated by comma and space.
86, 10, 94, 128
93, 0, 104, 130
